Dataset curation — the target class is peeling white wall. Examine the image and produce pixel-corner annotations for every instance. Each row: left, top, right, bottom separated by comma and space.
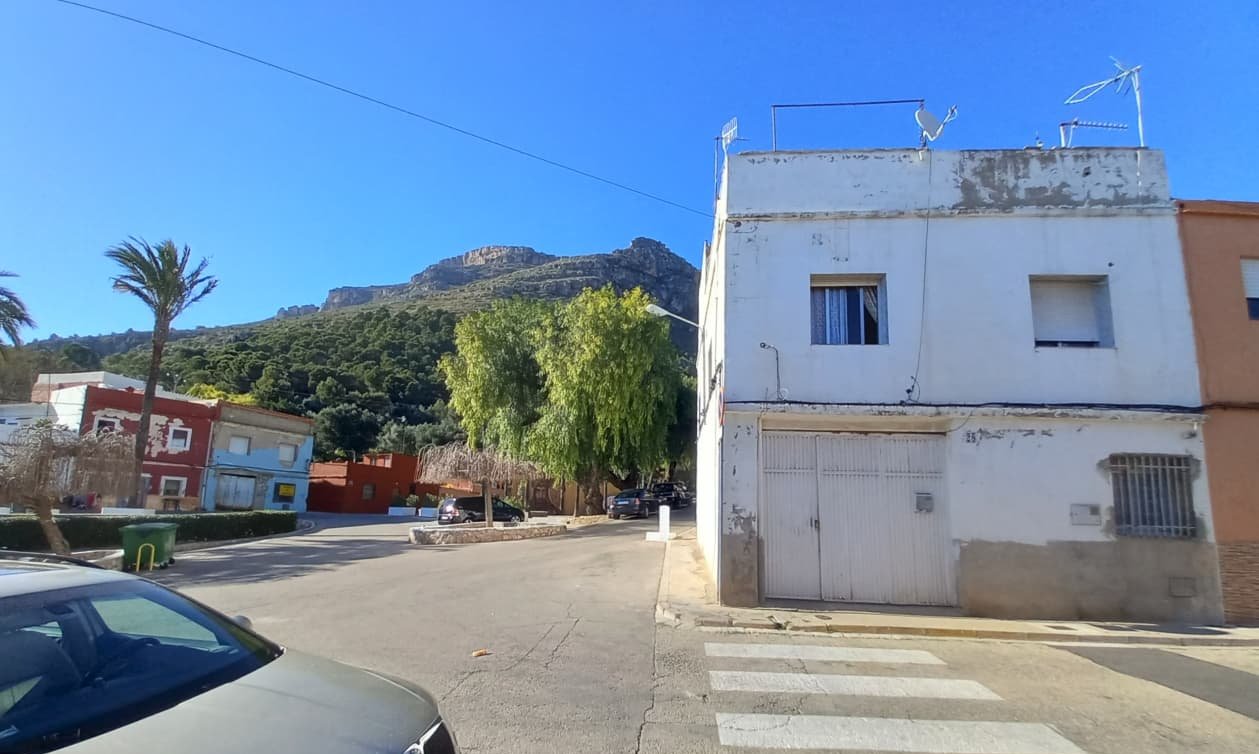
700, 147, 1208, 607
696, 177, 729, 584
726, 148, 1169, 217
944, 415, 1211, 545
722, 212, 1199, 406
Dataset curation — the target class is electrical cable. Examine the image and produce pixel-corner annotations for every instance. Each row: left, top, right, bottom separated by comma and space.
906, 150, 934, 402
49, 0, 712, 219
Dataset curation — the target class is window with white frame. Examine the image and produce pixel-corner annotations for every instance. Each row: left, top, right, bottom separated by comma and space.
277, 443, 297, 464
160, 476, 187, 498
167, 426, 192, 451
228, 435, 251, 455
810, 274, 887, 345
1242, 259, 1259, 320
1029, 276, 1114, 348
1108, 454, 1197, 539
94, 417, 121, 433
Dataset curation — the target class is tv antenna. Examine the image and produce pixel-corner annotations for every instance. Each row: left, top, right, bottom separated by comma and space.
915, 104, 958, 147
713, 117, 743, 200
1065, 59, 1145, 147
1058, 118, 1128, 148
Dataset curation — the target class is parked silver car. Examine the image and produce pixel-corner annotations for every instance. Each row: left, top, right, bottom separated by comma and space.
0, 553, 458, 753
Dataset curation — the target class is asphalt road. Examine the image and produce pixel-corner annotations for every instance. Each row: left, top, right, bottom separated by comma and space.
154, 513, 664, 754
153, 512, 1259, 754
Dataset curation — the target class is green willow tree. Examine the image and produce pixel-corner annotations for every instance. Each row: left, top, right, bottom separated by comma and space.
0, 271, 35, 355
528, 286, 679, 493
106, 239, 218, 505
439, 298, 551, 456
440, 287, 682, 512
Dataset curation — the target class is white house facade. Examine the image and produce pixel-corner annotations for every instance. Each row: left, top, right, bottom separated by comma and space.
696, 147, 1223, 623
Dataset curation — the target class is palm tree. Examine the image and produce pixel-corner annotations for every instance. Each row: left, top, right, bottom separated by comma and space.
0, 271, 36, 355
106, 239, 218, 505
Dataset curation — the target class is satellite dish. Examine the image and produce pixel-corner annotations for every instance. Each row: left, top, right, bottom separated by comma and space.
916, 104, 958, 146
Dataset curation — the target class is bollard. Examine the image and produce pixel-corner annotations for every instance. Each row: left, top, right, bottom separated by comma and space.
646, 504, 672, 542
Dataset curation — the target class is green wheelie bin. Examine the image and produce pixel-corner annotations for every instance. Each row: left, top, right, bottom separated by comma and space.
120, 522, 179, 571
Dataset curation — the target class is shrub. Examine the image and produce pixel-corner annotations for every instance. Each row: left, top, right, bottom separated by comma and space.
0, 510, 298, 552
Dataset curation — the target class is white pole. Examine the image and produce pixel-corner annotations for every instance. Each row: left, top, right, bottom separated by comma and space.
1132, 68, 1145, 148
648, 504, 671, 541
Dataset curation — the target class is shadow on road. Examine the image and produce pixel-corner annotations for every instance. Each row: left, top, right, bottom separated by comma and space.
148, 536, 426, 588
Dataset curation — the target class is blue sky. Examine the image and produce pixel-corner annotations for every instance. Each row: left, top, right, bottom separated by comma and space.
3, 0, 1256, 338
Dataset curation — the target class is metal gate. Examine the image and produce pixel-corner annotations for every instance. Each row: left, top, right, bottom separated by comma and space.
762, 432, 954, 605
216, 474, 257, 510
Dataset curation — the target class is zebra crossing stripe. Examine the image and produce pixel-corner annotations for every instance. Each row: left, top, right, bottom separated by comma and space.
710, 670, 1001, 700
705, 642, 945, 665
715, 713, 1085, 753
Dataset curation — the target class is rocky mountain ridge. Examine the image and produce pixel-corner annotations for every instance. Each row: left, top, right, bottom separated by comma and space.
36, 237, 700, 357
280, 237, 697, 324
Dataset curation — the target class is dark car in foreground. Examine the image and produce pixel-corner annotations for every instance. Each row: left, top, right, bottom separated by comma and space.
607, 489, 658, 519
649, 482, 690, 509
0, 553, 458, 753
437, 496, 524, 524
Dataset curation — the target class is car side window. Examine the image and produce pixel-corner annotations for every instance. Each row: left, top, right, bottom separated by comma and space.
91, 595, 219, 646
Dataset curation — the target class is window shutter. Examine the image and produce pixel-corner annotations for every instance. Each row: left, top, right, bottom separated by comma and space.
1030, 280, 1100, 343
1242, 259, 1259, 298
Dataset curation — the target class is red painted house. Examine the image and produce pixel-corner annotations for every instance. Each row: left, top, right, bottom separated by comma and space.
308, 453, 437, 514
76, 384, 216, 510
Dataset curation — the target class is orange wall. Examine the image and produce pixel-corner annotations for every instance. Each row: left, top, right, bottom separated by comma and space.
1178, 201, 1259, 403
1179, 200, 1259, 545
1201, 410, 1259, 543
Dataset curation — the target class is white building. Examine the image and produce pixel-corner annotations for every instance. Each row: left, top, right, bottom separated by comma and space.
696, 147, 1223, 623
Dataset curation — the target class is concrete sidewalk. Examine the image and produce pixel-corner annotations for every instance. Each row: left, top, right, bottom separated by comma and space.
656, 526, 1259, 647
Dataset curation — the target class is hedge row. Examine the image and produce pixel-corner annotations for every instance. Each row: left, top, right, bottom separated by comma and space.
0, 511, 298, 552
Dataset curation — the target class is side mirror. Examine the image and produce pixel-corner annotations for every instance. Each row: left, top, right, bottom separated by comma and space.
232, 615, 254, 631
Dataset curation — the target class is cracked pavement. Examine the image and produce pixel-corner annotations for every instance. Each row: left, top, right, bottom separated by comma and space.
154, 512, 663, 753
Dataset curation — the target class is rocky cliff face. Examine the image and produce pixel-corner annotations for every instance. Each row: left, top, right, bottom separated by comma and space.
275, 304, 319, 319
312, 237, 699, 325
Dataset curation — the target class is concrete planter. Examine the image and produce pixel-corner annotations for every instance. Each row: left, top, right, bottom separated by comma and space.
409, 523, 567, 545
73, 548, 125, 571
101, 507, 155, 517
388, 506, 437, 518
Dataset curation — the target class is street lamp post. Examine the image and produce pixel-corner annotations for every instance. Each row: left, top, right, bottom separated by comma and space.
644, 303, 699, 329
644, 302, 699, 544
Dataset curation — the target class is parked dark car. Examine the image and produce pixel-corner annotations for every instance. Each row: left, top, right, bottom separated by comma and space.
649, 482, 689, 509
0, 554, 459, 753
607, 489, 658, 519
438, 496, 524, 524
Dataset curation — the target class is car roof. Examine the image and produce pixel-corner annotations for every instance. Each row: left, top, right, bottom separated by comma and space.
0, 556, 135, 599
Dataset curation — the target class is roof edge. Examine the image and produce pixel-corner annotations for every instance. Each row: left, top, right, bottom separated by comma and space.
1176, 199, 1259, 217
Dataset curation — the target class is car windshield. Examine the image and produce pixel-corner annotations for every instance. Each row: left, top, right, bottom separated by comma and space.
0, 578, 281, 753
616, 490, 643, 499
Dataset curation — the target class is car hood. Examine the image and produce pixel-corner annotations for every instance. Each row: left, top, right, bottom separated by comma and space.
63, 650, 439, 754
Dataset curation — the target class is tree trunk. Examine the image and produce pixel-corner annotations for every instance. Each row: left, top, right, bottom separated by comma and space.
133, 319, 169, 507
482, 479, 492, 528
33, 498, 70, 555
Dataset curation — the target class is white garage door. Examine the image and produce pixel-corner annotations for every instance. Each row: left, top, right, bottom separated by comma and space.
762, 432, 955, 606
216, 474, 257, 510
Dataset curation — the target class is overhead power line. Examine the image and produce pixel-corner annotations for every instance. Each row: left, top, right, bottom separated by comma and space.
49, 0, 712, 218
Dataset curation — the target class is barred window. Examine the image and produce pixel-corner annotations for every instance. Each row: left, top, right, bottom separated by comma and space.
1108, 454, 1196, 538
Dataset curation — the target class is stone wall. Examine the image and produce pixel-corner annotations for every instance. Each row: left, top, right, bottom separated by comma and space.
409, 523, 567, 545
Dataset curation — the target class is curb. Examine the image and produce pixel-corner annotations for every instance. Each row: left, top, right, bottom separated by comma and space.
173, 517, 318, 554
655, 536, 682, 627
654, 538, 1259, 647
655, 608, 1259, 647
